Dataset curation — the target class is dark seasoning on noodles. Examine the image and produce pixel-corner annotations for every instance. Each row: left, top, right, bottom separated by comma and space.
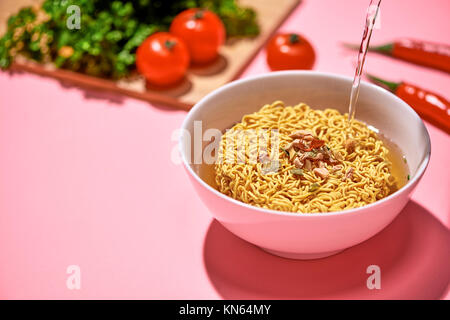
201, 101, 409, 213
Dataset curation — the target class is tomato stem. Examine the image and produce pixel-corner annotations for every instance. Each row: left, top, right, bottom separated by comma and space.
289, 34, 300, 44
194, 10, 204, 19
164, 40, 176, 50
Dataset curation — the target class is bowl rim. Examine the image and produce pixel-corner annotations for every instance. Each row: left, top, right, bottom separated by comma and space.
179, 70, 431, 218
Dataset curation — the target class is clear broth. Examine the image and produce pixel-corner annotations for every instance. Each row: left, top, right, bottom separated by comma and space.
380, 133, 409, 193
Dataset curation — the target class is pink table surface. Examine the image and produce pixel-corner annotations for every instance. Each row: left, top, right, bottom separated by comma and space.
1, 0, 449, 300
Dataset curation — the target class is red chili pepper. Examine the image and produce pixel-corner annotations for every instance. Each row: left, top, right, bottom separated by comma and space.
309, 138, 325, 150
298, 137, 325, 152
367, 74, 450, 134
344, 39, 450, 73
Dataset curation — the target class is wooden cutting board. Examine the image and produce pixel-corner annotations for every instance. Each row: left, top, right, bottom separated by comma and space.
1, 0, 301, 110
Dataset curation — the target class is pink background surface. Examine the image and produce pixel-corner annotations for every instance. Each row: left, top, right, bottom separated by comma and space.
0, 0, 449, 299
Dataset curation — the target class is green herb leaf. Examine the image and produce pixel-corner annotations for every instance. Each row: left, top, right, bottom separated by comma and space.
306, 151, 317, 158
308, 183, 320, 192
280, 146, 289, 157
290, 168, 304, 176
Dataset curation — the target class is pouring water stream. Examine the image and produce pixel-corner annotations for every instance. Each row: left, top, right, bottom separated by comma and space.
347, 0, 382, 126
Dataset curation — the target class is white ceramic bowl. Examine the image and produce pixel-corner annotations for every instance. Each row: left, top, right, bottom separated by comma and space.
179, 71, 431, 259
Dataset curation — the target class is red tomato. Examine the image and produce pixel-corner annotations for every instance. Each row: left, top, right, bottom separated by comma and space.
170, 9, 225, 64
136, 32, 190, 86
266, 33, 316, 71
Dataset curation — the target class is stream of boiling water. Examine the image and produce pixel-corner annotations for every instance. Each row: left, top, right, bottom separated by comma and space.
348, 0, 382, 124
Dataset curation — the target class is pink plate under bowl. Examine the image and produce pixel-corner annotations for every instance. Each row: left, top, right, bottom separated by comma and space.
179, 71, 431, 260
